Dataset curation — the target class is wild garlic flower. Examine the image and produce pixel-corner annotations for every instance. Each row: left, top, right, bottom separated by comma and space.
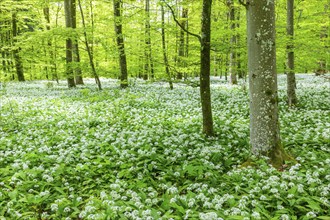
280, 214, 290, 220
51, 204, 58, 212
251, 211, 261, 220
306, 211, 317, 218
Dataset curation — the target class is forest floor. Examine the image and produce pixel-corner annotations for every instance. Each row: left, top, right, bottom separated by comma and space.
0, 74, 329, 220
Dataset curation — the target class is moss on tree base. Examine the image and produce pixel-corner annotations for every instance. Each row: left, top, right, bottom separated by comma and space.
267, 144, 296, 169
241, 145, 296, 170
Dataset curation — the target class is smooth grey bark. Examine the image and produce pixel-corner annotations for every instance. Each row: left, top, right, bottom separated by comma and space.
247, 0, 288, 166
12, 12, 25, 82
200, 0, 214, 136
1, 21, 14, 78
227, 0, 237, 84
71, 0, 84, 85
286, 0, 297, 107
177, 7, 188, 80
113, 0, 128, 88
144, 0, 154, 80
236, 8, 244, 79
161, 4, 173, 90
64, 0, 76, 88
43, 6, 58, 83
78, 0, 101, 90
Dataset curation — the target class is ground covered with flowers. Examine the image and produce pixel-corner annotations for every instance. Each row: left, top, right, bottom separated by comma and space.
0, 75, 329, 220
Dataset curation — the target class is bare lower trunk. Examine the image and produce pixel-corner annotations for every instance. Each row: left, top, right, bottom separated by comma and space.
78, 0, 101, 90
228, 0, 237, 84
161, 4, 173, 90
114, 0, 128, 88
247, 0, 289, 167
286, 0, 297, 107
12, 13, 25, 82
177, 7, 188, 80
64, 0, 75, 88
200, 0, 214, 136
72, 0, 84, 85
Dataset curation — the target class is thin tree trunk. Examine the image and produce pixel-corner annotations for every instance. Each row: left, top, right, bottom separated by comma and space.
287, 0, 297, 106
64, 0, 76, 88
177, 7, 188, 80
144, 0, 152, 80
161, 4, 173, 90
227, 0, 237, 84
12, 12, 25, 82
247, 0, 290, 167
43, 6, 58, 82
163, 0, 213, 135
78, 0, 101, 90
184, 12, 189, 80
71, 0, 84, 85
236, 8, 244, 79
1, 26, 8, 77
113, 0, 128, 88
200, 0, 214, 136
225, 53, 228, 81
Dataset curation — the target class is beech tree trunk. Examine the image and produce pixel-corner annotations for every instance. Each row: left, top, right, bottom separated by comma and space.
43, 6, 58, 83
64, 0, 76, 88
286, 0, 297, 107
227, 0, 237, 85
177, 7, 188, 80
247, 0, 289, 167
161, 4, 173, 90
78, 0, 101, 90
71, 0, 84, 85
236, 9, 244, 79
114, 0, 128, 88
200, 0, 214, 136
12, 12, 25, 82
144, 0, 154, 80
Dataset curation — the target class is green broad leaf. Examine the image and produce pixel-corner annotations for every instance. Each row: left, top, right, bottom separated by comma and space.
118, 170, 130, 178
306, 202, 322, 212
288, 186, 298, 195
170, 202, 185, 215
255, 207, 271, 219
297, 197, 322, 212
317, 217, 330, 220
151, 209, 162, 218
20, 212, 36, 217
55, 186, 65, 194
289, 199, 296, 206
227, 216, 246, 220
227, 198, 236, 207
295, 205, 308, 212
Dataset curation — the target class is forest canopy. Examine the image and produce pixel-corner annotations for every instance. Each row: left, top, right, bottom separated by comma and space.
0, 0, 328, 82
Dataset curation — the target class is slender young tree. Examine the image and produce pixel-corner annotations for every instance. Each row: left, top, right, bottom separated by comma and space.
144, 0, 154, 80
243, 0, 291, 167
286, 0, 297, 106
71, 0, 84, 85
236, 8, 244, 79
64, 0, 76, 88
12, 12, 25, 81
43, 6, 58, 83
164, 0, 214, 136
200, 0, 214, 136
78, 0, 101, 90
113, 0, 128, 88
177, 6, 188, 80
161, 4, 173, 90
227, 0, 237, 84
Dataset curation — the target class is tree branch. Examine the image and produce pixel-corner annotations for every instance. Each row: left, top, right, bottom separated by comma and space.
162, 1, 201, 43
238, 0, 249, 7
